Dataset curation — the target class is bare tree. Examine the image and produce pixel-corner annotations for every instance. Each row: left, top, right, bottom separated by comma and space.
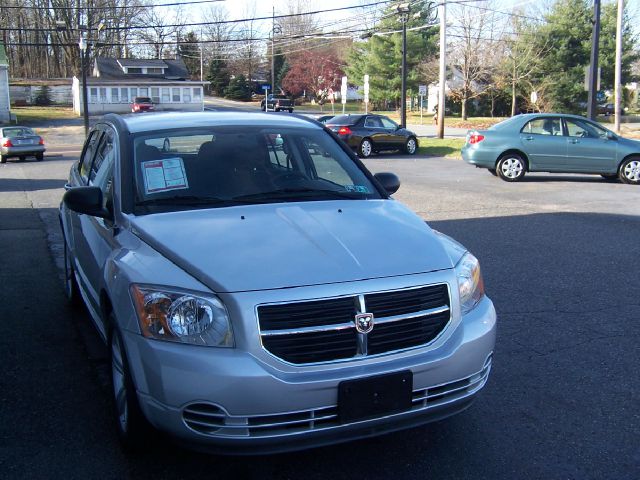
133, 3, 186, 59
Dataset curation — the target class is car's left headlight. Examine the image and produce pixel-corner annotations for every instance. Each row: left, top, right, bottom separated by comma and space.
455, 252, 485, 314
130, 284, 233, 347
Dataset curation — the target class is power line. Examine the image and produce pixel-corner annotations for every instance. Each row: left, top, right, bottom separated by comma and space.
0, 0, 226, 11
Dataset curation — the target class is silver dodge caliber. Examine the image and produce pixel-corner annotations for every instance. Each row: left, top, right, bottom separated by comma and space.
60, 112, 496, 454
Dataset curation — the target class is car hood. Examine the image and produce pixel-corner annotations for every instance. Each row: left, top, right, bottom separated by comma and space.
129, 200, 453, 292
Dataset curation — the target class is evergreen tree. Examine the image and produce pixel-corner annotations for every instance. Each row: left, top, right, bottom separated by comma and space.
345, 3, 438, 109
207, 58, 231, 96
177, 31, 201, 79
224, 75, 251, 100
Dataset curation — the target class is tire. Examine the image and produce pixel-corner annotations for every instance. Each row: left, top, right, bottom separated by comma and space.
63, 241, 83, 308
618, 157, 640, 185
359, 138, 373, 158
488, 169, 498, 176
110, 324, 152, 451
288, 109, 293, 113
0, 155, 6, 163
497, 153, 526, 182
36, 153, 44, 161
404, 137, 417, 155
261, 103, 266, 111
19, 156, 26, 162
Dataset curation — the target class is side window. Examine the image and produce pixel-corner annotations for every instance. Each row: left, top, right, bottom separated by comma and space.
380, 117, 398, 129
523, 118, 562, 136
566, 119, 606, 139
365, 116, 383, 128
265, 134, 292, 170
302, 137, 352, 186
79, 130, 102, 184
89, 130, 116, 211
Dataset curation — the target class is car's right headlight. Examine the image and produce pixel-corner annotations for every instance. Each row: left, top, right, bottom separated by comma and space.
130, 284, 233, 347
455, 252, 485, 314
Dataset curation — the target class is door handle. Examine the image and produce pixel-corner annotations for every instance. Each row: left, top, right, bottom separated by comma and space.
524, 136, 534, 141
569, 139, 579, 144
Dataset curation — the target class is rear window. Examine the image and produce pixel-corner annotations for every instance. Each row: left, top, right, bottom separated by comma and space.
3, 127, 35, 137
327, 115, 363, 126
488, 117, 522, 131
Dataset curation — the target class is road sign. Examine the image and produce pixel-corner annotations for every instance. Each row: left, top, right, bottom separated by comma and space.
262, 84, 271, 91
341, 76, 347, 105
418, 84, 427, 96
364, 74, 369, 95
530, 91, 538, 104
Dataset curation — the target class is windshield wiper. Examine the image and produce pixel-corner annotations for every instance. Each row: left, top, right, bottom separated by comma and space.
136, 195, 231, 206
233, 188, 361, 201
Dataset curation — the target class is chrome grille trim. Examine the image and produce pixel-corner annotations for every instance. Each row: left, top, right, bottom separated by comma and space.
374, 305, 450, 325
181, 357, 492, 439
261, 321, 356, 337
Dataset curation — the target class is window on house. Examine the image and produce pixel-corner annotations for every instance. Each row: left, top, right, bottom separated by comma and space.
193, 87, 201, 100
172, 88, 181, 102
99, 88, 108, 103
146, 67, 164, 74
89, 87, 98, 103
121, 87, 129, 103
182, 88, 191, 103
139, 87, 149, 97
130, 88, 138, 100
151, 87, 160, 104
127, 67, 143, 74
161, 88, 170, 103
111, 88, 119, 103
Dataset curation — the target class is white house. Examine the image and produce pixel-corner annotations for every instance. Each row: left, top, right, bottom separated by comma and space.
73, 57, 207, 115
0, 43, 10, 123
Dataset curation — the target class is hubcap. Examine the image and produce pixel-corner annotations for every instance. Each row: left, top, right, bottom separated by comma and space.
407, 139, 416, 154
361, 141, 372, 157
623, 161, 640, 182
501, 158, 523, 179
111, 335, 128, 432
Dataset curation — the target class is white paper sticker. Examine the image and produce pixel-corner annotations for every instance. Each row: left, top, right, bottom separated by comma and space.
142, 157, 189, 194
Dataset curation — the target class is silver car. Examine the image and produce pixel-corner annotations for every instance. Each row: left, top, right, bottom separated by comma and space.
0, 125, 46, 163
60, 112, 496, 454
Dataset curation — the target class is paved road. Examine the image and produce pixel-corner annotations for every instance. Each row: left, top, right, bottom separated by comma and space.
1, 139, 639, 479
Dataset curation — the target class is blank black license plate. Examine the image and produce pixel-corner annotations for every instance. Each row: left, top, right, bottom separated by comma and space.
339, 371, 413, 423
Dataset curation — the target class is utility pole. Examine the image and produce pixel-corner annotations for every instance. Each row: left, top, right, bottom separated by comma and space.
437, 0, 446, 139
397, 3, 410, 129
199, 28, 204, 83
614, 0, 623, 133
587, 0, 601, 120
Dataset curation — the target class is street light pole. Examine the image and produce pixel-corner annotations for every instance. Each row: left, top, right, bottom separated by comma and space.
587, 0, 601, 120
397, 3, 410, 129
79, 34, 90, 137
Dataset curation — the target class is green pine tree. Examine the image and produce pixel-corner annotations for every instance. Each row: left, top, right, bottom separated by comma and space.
207, 58, 231, 96
224, 75, 251, 101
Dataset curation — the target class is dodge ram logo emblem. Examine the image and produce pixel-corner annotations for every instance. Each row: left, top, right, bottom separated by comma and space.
355, 313, 374, 334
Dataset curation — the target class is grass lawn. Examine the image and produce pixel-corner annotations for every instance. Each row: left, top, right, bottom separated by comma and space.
417, 137, 465, 159
11, 106, 77, 124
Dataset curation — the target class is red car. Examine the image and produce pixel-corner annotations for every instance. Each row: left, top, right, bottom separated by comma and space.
131, 96, 155, 113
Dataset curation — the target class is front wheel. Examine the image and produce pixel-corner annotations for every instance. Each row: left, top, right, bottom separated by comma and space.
405, 137, 417, 155
359, 139, 373, 158
110, 325, 152, 451
619, 157, 640, 185
36, 153, 44, 161
497, 154, 526, 182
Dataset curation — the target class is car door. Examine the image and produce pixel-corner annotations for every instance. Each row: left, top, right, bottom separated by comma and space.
363, 116, 388, 148
69, 127, 118, 336
563, 118, 617, 173
519, 117, 566, 171
379, 116, 405, 149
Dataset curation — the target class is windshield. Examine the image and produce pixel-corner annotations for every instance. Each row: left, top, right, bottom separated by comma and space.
327, 115, 363, 126
133, 126, 381, 213
134, 97, 152, 103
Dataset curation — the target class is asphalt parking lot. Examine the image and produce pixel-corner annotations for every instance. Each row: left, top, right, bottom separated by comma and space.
1, 140, 638, 479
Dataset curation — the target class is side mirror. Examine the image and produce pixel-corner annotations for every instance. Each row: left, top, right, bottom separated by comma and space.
63, 186, 112, 220
606, 131, 617, 140
374, 172, 400, 195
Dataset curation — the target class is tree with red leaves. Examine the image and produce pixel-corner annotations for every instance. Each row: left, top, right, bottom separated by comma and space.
282, 51, 344, 104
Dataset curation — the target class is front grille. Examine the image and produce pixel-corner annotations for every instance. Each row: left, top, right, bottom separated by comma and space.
181, 358, 492, 439
258, 284, 451, 364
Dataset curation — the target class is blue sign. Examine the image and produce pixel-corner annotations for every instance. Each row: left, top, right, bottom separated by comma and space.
262, 84, 271, 91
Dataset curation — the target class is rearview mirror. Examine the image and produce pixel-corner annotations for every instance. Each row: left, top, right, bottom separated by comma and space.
63, 186, 112, 220
374, 172, 400, 195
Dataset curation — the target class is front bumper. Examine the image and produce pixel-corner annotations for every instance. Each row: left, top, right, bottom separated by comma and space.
122, 276, 496, 453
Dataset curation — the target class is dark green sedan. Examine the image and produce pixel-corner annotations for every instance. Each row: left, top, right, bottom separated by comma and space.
461, 113, 640, 184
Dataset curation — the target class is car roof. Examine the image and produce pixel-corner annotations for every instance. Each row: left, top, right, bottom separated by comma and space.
102, 111, 323, 134
515, 113, 598, 121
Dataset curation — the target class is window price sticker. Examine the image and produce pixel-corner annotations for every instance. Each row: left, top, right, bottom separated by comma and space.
142, 157, 189, 194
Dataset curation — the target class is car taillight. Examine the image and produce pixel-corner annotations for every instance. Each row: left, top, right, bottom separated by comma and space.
469, 133, 485, 144
38, 137, 45, 145
2, 138, 12, 147
338, 126, 352, 135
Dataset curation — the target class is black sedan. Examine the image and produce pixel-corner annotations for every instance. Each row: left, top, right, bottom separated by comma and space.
325, 114, 418, 157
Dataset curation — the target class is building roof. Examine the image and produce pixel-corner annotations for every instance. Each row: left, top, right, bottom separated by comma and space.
94, 57, 190, 81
